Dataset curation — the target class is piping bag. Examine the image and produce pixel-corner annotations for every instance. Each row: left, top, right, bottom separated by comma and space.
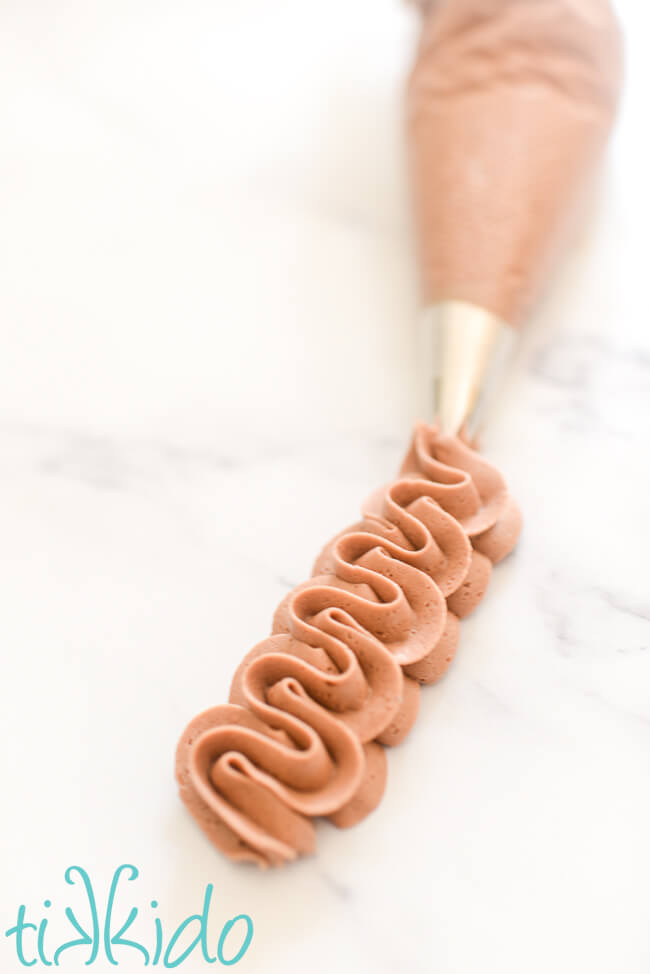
407, 0, 623, 437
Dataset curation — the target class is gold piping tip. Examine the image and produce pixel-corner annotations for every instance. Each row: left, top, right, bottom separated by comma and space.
419, 300, 517, 437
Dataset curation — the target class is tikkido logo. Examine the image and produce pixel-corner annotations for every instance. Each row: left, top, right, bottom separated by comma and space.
4, 865, 253, 968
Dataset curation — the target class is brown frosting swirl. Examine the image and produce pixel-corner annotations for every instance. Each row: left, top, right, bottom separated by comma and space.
175, 424, 521, 866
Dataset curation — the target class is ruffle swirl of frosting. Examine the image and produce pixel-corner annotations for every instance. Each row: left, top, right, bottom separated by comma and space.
175, 423, 521, 866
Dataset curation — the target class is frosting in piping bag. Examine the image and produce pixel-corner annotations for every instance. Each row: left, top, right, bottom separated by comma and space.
175, 424, 521, 866
407, 0, 623, 323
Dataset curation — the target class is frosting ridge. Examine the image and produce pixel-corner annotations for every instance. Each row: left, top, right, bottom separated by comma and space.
175, 424, 521, 866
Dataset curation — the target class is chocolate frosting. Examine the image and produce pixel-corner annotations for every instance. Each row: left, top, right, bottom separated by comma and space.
408, 0, 623, 323
175, 425, 521, 866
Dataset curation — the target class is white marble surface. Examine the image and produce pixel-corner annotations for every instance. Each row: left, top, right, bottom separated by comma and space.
1, 1, 648, 972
